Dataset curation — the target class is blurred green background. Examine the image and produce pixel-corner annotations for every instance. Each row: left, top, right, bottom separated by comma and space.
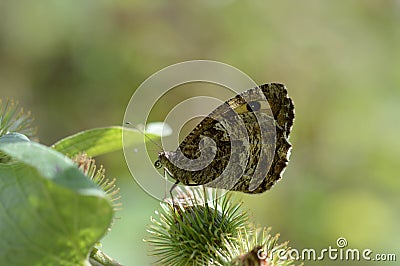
1, 1, 399, 265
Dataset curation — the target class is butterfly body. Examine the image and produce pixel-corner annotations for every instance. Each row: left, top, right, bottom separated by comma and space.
157, 83, 294, 193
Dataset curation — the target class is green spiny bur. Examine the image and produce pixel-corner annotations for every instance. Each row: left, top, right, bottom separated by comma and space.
147, 188, 298, 266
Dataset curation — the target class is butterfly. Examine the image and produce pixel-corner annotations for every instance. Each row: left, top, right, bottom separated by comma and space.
155, 83, 294, 194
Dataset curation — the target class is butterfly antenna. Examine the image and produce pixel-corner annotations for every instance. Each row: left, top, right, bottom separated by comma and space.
124, 121, 163, 150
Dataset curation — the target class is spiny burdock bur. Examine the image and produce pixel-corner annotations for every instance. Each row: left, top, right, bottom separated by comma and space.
147, 187, 299, 266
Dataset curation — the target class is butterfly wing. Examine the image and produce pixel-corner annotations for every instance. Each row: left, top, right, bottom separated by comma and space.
164, 83, 294, 193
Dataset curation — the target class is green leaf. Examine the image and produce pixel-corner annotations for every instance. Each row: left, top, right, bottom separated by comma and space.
52, 126, 160, 157
0, 134, 113, 265
0, 132, 30, 144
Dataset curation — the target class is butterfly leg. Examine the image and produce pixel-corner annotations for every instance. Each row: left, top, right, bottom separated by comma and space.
170, 180, 180, 205
202, 185, 208, 208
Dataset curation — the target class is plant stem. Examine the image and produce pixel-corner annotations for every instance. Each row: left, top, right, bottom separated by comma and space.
89, 247, 123, 266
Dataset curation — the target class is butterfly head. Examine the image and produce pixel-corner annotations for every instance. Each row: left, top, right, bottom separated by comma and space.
155, 151, 183, 183
155, 151, 175, 169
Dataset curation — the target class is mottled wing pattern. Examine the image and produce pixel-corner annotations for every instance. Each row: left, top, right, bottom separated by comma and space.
160, 83, 294, 193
